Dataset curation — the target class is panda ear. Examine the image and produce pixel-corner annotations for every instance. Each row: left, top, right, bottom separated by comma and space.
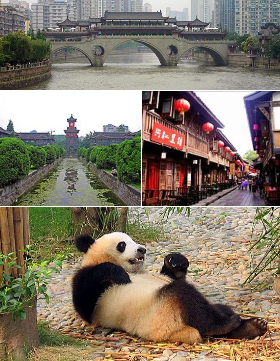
75, 234, 95, 253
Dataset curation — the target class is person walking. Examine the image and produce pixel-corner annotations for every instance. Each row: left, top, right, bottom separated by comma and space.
248, 178, 252, 191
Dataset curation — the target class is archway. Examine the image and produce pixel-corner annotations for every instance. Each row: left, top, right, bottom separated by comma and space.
180, 46, 227, 66
103, 40, 168, 66
51, 46, 93, 65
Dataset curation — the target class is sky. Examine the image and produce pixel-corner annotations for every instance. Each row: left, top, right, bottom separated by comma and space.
196, 91, 253, 156
149, 0, 191, 14
0, 90, 141, 136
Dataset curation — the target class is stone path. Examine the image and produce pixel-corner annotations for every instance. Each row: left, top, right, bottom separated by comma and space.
37, 207, 279, 360
208, 188, 265, 206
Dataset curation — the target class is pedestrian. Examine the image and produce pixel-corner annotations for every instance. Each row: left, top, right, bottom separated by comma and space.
259, 179, 264, 198
248, 178, 252, 191
252, 180, 256, 195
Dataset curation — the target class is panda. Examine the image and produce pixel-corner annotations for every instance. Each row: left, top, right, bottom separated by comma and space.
72, 232, 268, 344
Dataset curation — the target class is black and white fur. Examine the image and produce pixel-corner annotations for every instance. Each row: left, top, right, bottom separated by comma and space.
72, 232, 267, 343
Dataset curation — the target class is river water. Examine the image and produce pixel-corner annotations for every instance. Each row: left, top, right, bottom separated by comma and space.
24, 53, 280, 90
14, 158, 124, 206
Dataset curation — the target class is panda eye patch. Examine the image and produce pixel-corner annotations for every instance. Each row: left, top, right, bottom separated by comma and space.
117, 241, 126, 253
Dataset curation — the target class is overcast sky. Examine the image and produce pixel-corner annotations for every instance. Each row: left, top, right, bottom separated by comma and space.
0, 90, 141, 136
196, 91, 253, 156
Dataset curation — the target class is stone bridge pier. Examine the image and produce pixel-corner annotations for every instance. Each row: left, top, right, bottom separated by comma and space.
51, 35, 231, 67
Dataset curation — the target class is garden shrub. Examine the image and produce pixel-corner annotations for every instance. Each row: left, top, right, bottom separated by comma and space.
0, 138, 30, 187
27, 146, 47, 169
42, 145, 57, 164
116, 137, 141, 184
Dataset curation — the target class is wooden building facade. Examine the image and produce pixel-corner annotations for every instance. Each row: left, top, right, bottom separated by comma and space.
142, 91, 239, 205
244, 91, 280, 204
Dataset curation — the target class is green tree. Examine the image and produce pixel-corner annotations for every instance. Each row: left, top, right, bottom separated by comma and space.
42, 145, 57, 164
0, 138, 30, 187
116, 137, 141, 184
6, 119, 15, 136
242, 149, 258, 164
241, 36, 259, 52
0, 32, 32, 65
236, 33, 251, 47
31, 39, 50, 62
27, 145, 47, 169
265, 35, 280, 59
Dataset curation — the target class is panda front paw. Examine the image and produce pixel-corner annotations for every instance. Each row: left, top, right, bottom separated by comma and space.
160, 253, 189, 280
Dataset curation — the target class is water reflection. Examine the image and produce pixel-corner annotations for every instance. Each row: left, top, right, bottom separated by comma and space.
14, 158, 124, 206
64, 166, 78, 195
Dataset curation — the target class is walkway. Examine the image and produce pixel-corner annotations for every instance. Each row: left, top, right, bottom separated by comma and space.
209, 187, 265, 206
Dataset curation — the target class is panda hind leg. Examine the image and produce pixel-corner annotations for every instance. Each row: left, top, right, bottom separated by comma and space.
223, 318, 268, 339
169, 326, 202, 344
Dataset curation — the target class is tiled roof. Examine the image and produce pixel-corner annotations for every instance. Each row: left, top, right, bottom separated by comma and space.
102, 11, 168, 20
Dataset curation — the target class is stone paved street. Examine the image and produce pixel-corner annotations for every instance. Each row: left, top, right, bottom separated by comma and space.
37, 207, 279, 360
207, 188, 265, 206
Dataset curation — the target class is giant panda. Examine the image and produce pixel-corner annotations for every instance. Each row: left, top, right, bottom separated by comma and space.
72, 232, 267, 344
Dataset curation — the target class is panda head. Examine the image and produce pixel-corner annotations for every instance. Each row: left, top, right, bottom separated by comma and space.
75, 232, 146, 274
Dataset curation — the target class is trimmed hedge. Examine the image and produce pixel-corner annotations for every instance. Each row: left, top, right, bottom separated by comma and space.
0, 138, 30, 187
0, 139, 65, 188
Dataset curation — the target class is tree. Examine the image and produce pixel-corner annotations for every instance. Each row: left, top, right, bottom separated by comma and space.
242, 149, 258, 164
241, 36, 259, 52
0, 32, 32, 65
265, 35, 280, 59
116, 137, 141, 184
6, 119, 15, 136
27, 146, 47, 169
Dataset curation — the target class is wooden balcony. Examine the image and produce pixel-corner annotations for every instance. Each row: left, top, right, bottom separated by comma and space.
142, 109, 187, 152
209, 152, 230, 166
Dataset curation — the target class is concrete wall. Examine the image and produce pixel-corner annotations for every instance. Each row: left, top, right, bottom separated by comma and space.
88, 163, 141, 206
0, 63, 51, 89
0, 159, 61, 206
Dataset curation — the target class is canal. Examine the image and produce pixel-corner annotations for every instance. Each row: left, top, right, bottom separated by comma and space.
14, 158, 124, 206
24, 53, 280, 90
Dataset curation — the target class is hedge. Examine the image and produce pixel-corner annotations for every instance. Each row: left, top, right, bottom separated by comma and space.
0, 138, 30, 187
27, 146, 47, 169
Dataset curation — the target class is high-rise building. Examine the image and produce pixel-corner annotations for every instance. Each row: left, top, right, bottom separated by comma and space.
235, 0, 280, 36
166, 7, 188, 21
143, 2, 152, 12
214, 0, 235, 31
191, 0, 214, 22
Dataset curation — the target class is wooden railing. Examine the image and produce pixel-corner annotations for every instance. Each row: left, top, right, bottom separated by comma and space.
143, 109, 187, 151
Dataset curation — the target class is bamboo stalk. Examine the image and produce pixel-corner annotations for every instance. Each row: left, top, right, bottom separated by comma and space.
7, 208, 18, 278
13, 207, 25, 275
0, 208, 12, 277
22, 208, 30, 248
0, 228, 3, 286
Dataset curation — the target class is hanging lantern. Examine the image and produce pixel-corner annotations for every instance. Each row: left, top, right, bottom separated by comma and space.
224, 146, 231, 153
202, 122, 214, 134
174, 98, 190, 115
254, 137, 259, 142
255, 145, 259, 149
217, 140, 224, 148
230, 151, 235, 157
253, 124, 259, 131
235, 160, 240, 165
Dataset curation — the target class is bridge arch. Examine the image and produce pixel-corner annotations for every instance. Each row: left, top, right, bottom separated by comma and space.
180, 45, 227, 66
102, 39, 169, 66
51, 46, 93, 65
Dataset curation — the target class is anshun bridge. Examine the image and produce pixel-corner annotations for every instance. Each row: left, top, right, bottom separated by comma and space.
44, 11, 235, 67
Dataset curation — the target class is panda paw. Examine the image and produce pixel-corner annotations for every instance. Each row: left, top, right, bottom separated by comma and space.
160, 253, 189, 280
224, 317, 268, 339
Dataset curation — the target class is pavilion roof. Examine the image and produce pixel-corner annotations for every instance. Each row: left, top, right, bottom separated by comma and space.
102, 11, 168, 21
188, 18, 209, 27
0, 127, 11, 135
57, 17, 78, 27
67, 114, 77, 122
16, 132, 54, 140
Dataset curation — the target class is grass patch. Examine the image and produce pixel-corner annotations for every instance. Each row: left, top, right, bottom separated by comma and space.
38, 322, 87, 347
29, 207, 75, 262
127, 216, 163, 244
130, 183, 141, 190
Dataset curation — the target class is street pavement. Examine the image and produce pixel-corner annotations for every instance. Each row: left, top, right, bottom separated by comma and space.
209, 187, 265, 206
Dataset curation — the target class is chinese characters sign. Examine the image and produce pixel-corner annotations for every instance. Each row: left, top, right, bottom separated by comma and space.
151, 122, 185, 151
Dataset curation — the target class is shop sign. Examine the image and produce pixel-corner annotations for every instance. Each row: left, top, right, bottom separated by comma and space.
151, 122, 185, 151
229, 163, 235, 175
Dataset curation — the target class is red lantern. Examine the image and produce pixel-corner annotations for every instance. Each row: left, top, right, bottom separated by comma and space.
254, 137, 258, 142
202, 122, 214, 134
174, 98, 190, 115
253, 124, 259, 131
230, 151, 235, 157
224, 146, 231, 153
217, 140, 224, 148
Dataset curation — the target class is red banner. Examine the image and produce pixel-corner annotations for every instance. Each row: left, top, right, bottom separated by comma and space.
151, 122, 185, 151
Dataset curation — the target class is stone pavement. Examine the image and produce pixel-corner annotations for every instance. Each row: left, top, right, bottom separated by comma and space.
37, 207, 279, 360
197, 187, 265, 206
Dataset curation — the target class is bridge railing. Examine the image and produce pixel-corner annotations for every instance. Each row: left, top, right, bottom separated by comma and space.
0, 60, 50, 72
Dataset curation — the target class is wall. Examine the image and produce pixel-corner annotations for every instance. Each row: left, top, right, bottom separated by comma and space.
88, 163, 141, 206
0, 159, 61, 206
0, 63, 51, 89
194, 52, 280, 69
